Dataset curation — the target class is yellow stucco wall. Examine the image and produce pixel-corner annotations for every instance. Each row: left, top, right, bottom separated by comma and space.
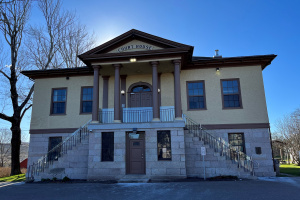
30, 65, 269, 130
181, 65, 269, 125
30, 76, 94, 129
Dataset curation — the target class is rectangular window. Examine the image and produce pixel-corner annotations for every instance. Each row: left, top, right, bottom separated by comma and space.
51, 88, 67, 114
48, 137, 62, 161
157, 130, 171, 160
187, 81, 206, 110
221, 79, 242, 109
102, 132, 114, 161
228, 133, 246, 153
255, 147, 262, 155
81, 87, 93, 113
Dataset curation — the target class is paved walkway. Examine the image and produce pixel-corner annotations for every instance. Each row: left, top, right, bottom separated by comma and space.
0, 178, 299, 200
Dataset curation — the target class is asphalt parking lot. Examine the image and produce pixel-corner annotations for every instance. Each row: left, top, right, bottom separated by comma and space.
0, 177, 299, 200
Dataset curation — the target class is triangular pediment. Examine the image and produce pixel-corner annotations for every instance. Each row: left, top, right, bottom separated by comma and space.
80, 29, 193, 56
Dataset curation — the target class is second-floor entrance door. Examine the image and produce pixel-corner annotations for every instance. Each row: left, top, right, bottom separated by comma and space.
129, 84, 152, 107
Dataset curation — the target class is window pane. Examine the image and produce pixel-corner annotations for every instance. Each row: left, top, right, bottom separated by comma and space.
157, 130, 171, 160
82, 101, 92, 113
48, 137, 62, 161
102, 132, 114, 161
53, 102, 65, 114
233, 80, 238, 87
228, 133, 245, 154
132, 85, 151, 92
82, 88, 93, 101
188, 81, 205, 109
223, 80, 241, 108
53, 89, 66, 102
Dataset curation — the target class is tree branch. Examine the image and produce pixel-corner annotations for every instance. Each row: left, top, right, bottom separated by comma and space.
20, 104, 31, 120
0, 69, 10, 80
0, 113, 13, 122
19, 84, 34, 110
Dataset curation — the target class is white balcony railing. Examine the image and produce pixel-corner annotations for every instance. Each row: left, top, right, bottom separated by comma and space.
99, 106, 175, 123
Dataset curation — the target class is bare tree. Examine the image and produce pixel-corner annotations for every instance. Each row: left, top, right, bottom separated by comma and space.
0, 129, 11, 167
275, 108, 300, 165
26, 0, 94, 69
58, 22, 95, 68
0, 0, 95, 175
0, 0, 33, 175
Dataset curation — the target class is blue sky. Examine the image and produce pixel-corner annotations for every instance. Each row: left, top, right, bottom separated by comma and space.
1, 0, 299, 138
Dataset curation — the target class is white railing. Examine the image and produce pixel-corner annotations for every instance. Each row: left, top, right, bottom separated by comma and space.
99, 106, 175, 123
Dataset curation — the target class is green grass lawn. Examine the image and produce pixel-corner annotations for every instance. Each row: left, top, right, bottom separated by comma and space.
280, 164, 300, 176
0, 174, 26, 182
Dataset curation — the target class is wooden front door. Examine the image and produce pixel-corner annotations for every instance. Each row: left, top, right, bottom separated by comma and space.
126, 132, 145, 174
129, 84, 152, 108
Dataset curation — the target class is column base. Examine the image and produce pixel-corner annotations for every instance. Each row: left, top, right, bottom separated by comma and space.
175, 117, 184, 121
91, 121, 99, 124
114, 120, 122, 123
152, 118, 161, 122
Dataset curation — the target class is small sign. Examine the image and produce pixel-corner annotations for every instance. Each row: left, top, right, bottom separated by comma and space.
117, 44, 154, 52
201, 147, 206, 156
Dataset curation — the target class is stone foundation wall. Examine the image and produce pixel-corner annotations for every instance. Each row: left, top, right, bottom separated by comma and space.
87, 125, 186, 180
185, 128, 275, 177
205, 128, 275, 176
27, 133, 72, 167
28, 133, 89, 180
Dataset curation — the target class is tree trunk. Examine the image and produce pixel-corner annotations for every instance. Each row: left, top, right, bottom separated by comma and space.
10, 122, 21, 175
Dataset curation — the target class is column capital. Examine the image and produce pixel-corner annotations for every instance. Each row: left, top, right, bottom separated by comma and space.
120, 75, 127, 79
93, 65, 101, 70
113, 64, 122, 68
102, 76, 110, 80
172, 59, 181, 64
149, 61, 159, 66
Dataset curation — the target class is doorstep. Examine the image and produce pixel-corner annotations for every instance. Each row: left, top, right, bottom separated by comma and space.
118, 175, 150, 183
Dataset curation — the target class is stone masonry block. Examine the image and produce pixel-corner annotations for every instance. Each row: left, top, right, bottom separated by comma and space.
180, 142, 185, 148
151, 168, 166, 175
166, 168, 180, 175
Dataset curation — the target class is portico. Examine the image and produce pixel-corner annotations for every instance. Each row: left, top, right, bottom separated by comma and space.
90, 59, 183, 124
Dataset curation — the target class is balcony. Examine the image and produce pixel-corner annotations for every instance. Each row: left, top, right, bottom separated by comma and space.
99, 106, 175, 123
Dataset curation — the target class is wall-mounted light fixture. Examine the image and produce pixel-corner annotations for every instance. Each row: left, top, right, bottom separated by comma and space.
121, 90, 125, 95
158, 89, 161, 93
130, 58, 137, 62
216, 68, 220, 72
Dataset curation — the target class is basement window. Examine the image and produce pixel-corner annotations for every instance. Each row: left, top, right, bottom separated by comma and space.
255, 147, 262, 155
157, 130, 172, 161
101, 132, 114, 161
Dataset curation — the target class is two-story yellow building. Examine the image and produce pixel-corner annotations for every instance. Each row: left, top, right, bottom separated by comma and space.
23, 29, 276, 181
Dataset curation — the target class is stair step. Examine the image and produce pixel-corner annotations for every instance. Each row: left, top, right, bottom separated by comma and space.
118, 175, 150, 183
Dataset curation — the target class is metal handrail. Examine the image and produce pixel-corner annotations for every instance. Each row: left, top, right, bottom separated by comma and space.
26, 120, 92, 180
183, 114, 258, 176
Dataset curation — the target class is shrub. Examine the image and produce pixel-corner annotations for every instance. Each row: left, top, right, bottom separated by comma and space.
0, 167, 27, 178
62, 176, 70, 182
0, 167, 11, 178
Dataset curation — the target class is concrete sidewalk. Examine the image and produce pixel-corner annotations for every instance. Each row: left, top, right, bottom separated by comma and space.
0, 178, 299, 200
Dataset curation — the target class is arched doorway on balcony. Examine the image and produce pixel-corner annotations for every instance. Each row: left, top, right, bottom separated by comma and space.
128, 82, 153, 108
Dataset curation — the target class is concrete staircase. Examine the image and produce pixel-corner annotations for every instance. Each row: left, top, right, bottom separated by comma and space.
26, 120, 91, 181
34, 138, 89, 181
185, 131, 256, 179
